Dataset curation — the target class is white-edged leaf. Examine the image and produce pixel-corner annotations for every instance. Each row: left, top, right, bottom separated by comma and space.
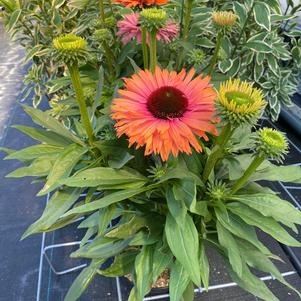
254, 2, 271, 31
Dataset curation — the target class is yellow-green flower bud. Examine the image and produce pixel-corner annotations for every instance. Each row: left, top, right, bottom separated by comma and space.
217, 79, 267, 126
212, 11, 238, 28
53, 34, 87, 65
187, 49, 205, 65
105, 16, 116, 28
140, 8, 167, 32
206, 181, 230, 202
255, 128, 289, 162
94, 28, 112, 43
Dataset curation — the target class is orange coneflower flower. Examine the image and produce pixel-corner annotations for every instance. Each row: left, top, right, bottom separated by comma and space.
111, 67, 218, 161
113, 0, 168, 7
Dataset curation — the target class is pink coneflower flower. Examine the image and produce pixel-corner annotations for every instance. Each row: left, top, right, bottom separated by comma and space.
113, 0, 168, 8
111, 67, 218, 161
116, 13, 142, 45
117, 13, 179, 45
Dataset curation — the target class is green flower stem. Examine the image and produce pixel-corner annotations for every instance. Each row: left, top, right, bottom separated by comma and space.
231, 2, 255, 59
99, 0, 106, 24
141, 28, 149, 69
202, 123, 232, 182
182, 0, 193, 40
102, 41, 115, 79
149, 30, 157, 74
231, 155, 265, 194
176, 0, 193, 70
207, 31, 223, 77
107, 0, 114, 16
68, 63, 94, 146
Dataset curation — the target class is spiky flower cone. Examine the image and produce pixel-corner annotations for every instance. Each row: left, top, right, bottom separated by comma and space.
140, 8, 167, 31
255, 128, 289, 162
53, 34, 87, 65
217, 79, 266, 126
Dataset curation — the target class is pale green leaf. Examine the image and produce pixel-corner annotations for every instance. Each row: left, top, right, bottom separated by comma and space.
63, 187, 149, 216
170, 260, 190, 301
228, 203, 301, 246
38, 144, 87, 195
22, 188, 82, 239
217, 221, 242, 277
61, 167, 147, 187
165, 213, 201, 286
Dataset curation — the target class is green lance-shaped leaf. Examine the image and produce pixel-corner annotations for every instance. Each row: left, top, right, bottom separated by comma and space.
71, 237, 130, 259
238, 241, 301, 298
4, 144, 64, 162
135, 245, 155, 300
105, 216, 147, 239
152, 242, 173, 283
229, 193, 301, 232
60, 167, 147, 187
7, 9, 22, 32
12, 125, 71, 146
63, 187, 149, 217
22, 188, 82, 239
98, 250, 138, 277
254, 2, 271, 31
217, 221, 243, 277
227, 203, 301, 247
227, 261, 279, 301
166, 186, 187, 227
169, 260, 190, 301
199, 240, 209, 290
64, 258, 104, 301
22, 105, 85, 146
227, 154, 301, 183
215, 209, 270, 254
98, 205, 120, 235
165, 213, 201, 286
6, 155, 57, 178
38, 144, 87, 196
173, 179, 209, 217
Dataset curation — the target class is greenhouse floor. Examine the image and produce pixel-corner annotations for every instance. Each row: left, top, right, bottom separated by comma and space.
1, 22, 301, 301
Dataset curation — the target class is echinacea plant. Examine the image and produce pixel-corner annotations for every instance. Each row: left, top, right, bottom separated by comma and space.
3, 1, 301, 301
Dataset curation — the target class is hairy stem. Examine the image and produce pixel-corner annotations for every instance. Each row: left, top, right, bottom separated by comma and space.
68, 63, 94, 145
202, 123, 233, 182
149, 30, 157, 74
176, 0, 193, 70
207, 31, 222, 76
141, 28, 149, 69
231, 155, 265, 193
102, 41, 115, 79
99, 0, 105, 24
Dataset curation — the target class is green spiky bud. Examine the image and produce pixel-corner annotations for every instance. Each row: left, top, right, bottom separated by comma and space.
255, 128, 289, 162
187, 49, 205, 65
53, 34, 87, 65
206, 181, 230, 202
105, 16, 117, 28
140, 8, 167, 31
94, 28, 112, 43
217, 79, 267, 126
212, 11, 238, 28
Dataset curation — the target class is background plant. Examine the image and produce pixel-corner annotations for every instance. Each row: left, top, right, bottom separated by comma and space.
2, 0, 301, 301
1, 0, 301, 119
